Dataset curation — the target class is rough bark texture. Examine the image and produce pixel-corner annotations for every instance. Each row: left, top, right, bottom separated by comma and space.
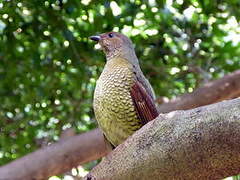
0, 129, 111, 180
85, 98, 240, 180
158, 70, 240, 113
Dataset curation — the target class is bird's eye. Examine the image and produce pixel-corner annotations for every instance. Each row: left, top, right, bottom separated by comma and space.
108, 33, 114, 38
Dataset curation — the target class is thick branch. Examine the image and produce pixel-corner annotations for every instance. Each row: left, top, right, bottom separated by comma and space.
158, 70, 240, 113
85, 98, 240, 180
0, 129, 111, 180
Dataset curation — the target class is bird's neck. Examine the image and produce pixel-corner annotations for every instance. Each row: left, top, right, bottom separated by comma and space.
106, 48, 140, 68
105, 56, 132, 69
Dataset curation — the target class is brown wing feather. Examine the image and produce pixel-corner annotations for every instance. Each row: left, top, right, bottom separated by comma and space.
130, 81, 159, 125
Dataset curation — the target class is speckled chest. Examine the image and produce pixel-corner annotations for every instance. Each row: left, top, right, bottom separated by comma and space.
93, 59, 141, 146
94, 65, 133, 100
94, 63, 135, 117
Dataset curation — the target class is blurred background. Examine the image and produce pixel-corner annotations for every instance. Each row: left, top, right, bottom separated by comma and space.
0, 0, 240, 179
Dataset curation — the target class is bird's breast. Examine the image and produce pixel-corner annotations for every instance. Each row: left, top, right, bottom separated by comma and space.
93, 65, 141, 146
94, 66, 134, 110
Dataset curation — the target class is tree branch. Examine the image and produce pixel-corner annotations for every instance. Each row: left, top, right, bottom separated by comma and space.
85, 98, 240, 180
0, 129, 111, 180
158, 70, 240, 113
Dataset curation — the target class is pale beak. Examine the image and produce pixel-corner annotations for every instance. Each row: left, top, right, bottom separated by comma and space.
89, 35, 101, 42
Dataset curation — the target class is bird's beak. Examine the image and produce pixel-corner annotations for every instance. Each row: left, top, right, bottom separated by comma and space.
89, 35, 101, 42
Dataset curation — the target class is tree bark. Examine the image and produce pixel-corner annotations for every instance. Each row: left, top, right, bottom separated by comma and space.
0, 129, 111, 180
85, 98, 240, 180
158, 70, 240, 113
0, 70, 239, 179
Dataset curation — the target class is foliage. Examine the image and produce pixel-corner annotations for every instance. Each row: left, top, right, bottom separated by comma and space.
0, 0, 239, 173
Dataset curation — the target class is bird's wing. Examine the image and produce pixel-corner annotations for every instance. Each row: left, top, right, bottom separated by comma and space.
130, 81, 159, 125
136, 71, 156, 100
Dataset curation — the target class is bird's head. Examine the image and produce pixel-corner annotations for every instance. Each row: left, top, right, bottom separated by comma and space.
90, 32, 136, 61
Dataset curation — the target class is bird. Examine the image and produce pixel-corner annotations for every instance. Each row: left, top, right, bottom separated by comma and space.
90, 32, 159, 147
